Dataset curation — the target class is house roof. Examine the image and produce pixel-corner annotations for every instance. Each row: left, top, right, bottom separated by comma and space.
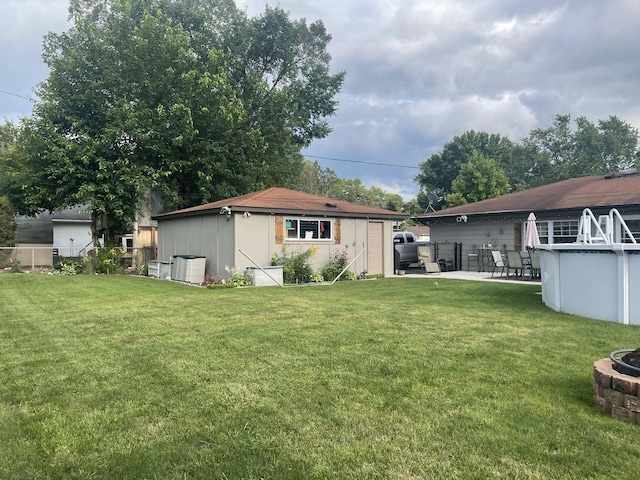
405, 225, 431, 236
15, 205, 90, 244
154, 187, 409, 220
416, 172, 640, 220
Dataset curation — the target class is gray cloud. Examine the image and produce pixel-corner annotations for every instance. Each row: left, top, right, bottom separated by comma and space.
3, 0, 640, 199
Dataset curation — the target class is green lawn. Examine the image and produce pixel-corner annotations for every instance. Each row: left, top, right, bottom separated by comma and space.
1, 274, 639, 479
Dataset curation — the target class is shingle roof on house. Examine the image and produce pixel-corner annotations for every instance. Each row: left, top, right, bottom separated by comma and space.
154, 187, 408, 220
416, 172, 640, 219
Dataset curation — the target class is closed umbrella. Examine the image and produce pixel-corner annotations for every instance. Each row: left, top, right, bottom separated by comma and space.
525, 212, 540, 248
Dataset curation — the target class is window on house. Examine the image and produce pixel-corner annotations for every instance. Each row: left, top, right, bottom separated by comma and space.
620, 219, 640, 243
552, 220, 579, 244
285, 219, 332, 240
536, 221, 549, 244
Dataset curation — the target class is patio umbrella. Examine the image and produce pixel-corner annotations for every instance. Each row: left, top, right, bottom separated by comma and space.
525, 212, 540, 248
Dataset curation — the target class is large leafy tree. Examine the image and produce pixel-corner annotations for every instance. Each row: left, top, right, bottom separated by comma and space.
0, 196, 15, 247
445, 151, 510, 207
523, 114, 638, 184
415, 130, 515, 201
416, 114, 639, 208
12, 0, 344, 244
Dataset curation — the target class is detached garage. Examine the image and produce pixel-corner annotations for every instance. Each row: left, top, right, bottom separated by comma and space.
153, 187, 407, 281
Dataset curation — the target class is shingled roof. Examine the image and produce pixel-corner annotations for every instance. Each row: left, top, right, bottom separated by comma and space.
417, 172, 640, 219
154, 187, 408, 220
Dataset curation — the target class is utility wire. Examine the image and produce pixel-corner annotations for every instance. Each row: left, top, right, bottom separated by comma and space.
304, 154, 420, 169
1, 89, 420, 173
0, 89, 32, 101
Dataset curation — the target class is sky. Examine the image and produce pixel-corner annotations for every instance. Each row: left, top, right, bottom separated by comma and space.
2, 1, 640, 200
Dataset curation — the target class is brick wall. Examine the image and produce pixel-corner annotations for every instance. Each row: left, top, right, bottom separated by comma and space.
593, 358, 640, 425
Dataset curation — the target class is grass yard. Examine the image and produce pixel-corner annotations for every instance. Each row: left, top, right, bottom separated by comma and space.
1, 274, 640, 479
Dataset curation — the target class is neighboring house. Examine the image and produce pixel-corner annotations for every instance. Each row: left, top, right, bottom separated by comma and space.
13, 204, 157, 268
14, 206, 92, 266
153, 187, 408, 279
414, 172, 640, 271
404, 225, 430, 242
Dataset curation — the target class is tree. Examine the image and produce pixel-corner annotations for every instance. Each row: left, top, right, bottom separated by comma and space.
12, 0, 344, 245
415, 130, 515, 199
0, 196, 15, 247
295, 160, 342, 197
445, 151, 510, 207
524, 114, 639, 183
0, 121, 20, 197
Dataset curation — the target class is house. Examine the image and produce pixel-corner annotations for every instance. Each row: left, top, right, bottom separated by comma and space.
12, 204, 157, 269
14, 206, 92, 266
153, 187, 409, 280
404, 225, 430, 242
414, 172, 640, 271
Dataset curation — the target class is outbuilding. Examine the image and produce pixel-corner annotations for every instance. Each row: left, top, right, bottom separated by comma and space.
153, 187, 408, 280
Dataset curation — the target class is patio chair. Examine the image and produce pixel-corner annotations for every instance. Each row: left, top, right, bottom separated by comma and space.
505, 250, 524, 277
418, 246, 440, 274
466, 244, 479, 271
490, 250, 505, 277
528, 250, 541, 280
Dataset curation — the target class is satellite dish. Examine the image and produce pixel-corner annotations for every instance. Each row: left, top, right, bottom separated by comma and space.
426, 192, 442, 212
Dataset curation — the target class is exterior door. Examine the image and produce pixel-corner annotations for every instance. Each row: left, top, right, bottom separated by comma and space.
368, 221, 383, 274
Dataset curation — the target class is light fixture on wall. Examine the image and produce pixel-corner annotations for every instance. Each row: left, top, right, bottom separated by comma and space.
219, 206, 231, 221
243, 211, 251, 218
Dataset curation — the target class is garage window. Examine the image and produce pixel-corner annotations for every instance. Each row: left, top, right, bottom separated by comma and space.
285, 219, 332, 240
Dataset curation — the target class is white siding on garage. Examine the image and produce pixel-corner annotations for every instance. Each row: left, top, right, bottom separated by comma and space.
52, 222, 92, 257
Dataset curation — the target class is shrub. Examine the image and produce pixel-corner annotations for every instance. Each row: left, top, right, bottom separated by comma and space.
271, 246, 317, 284
322, 249, 356, 282
224, 266, 252, 287
55, 260, 84, 275
93, 245, 126, 274
9, 260, 22, 274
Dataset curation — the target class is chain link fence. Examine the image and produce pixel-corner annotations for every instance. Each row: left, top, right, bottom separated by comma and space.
0, 246, 56, 270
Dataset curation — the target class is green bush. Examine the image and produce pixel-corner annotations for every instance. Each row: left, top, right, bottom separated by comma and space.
55, 260, 84, 275
322, 249, 356, 281
93, 245, 126, 274
271, 246, 316, 284
9, 260, 22, 274
224, 266, 252, 287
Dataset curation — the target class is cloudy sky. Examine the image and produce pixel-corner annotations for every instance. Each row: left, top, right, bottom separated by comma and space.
2, 1, 640, 199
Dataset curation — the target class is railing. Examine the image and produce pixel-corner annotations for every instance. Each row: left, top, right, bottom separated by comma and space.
576, 208, 637, 245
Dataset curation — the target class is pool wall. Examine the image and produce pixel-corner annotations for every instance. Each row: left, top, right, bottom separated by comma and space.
539, 244, 640, 325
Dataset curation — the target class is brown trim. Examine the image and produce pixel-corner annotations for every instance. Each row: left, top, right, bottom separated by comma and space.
334, 218, 341, 244
275, 216, 283, 244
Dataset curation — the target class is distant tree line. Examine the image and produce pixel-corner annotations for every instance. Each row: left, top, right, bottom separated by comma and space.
415, 114, 639, 208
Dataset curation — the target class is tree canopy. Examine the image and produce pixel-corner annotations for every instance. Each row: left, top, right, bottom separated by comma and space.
416, 114, 639, 208
6, 0, 344, 243
0, 196, 16, 247
445, 151, 510, 207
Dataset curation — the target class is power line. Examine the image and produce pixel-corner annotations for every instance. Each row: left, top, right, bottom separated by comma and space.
0, 89, 32, 101
305, 154, 420, 169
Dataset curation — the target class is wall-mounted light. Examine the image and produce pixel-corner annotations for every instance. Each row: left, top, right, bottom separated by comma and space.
243, 211, 251, 218
219, 206, 231, 221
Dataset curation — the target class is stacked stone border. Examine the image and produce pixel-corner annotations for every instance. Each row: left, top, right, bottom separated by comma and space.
593, 358, 640, 425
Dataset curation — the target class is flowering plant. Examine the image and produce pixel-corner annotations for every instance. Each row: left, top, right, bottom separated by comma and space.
271, 246, 317, 284
321, 249, 356, 281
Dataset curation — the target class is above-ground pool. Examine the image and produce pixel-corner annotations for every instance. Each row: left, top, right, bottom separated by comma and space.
538, 208, 640, 324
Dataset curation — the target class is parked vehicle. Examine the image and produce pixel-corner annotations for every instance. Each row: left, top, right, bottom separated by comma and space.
393, 231, 430, 269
